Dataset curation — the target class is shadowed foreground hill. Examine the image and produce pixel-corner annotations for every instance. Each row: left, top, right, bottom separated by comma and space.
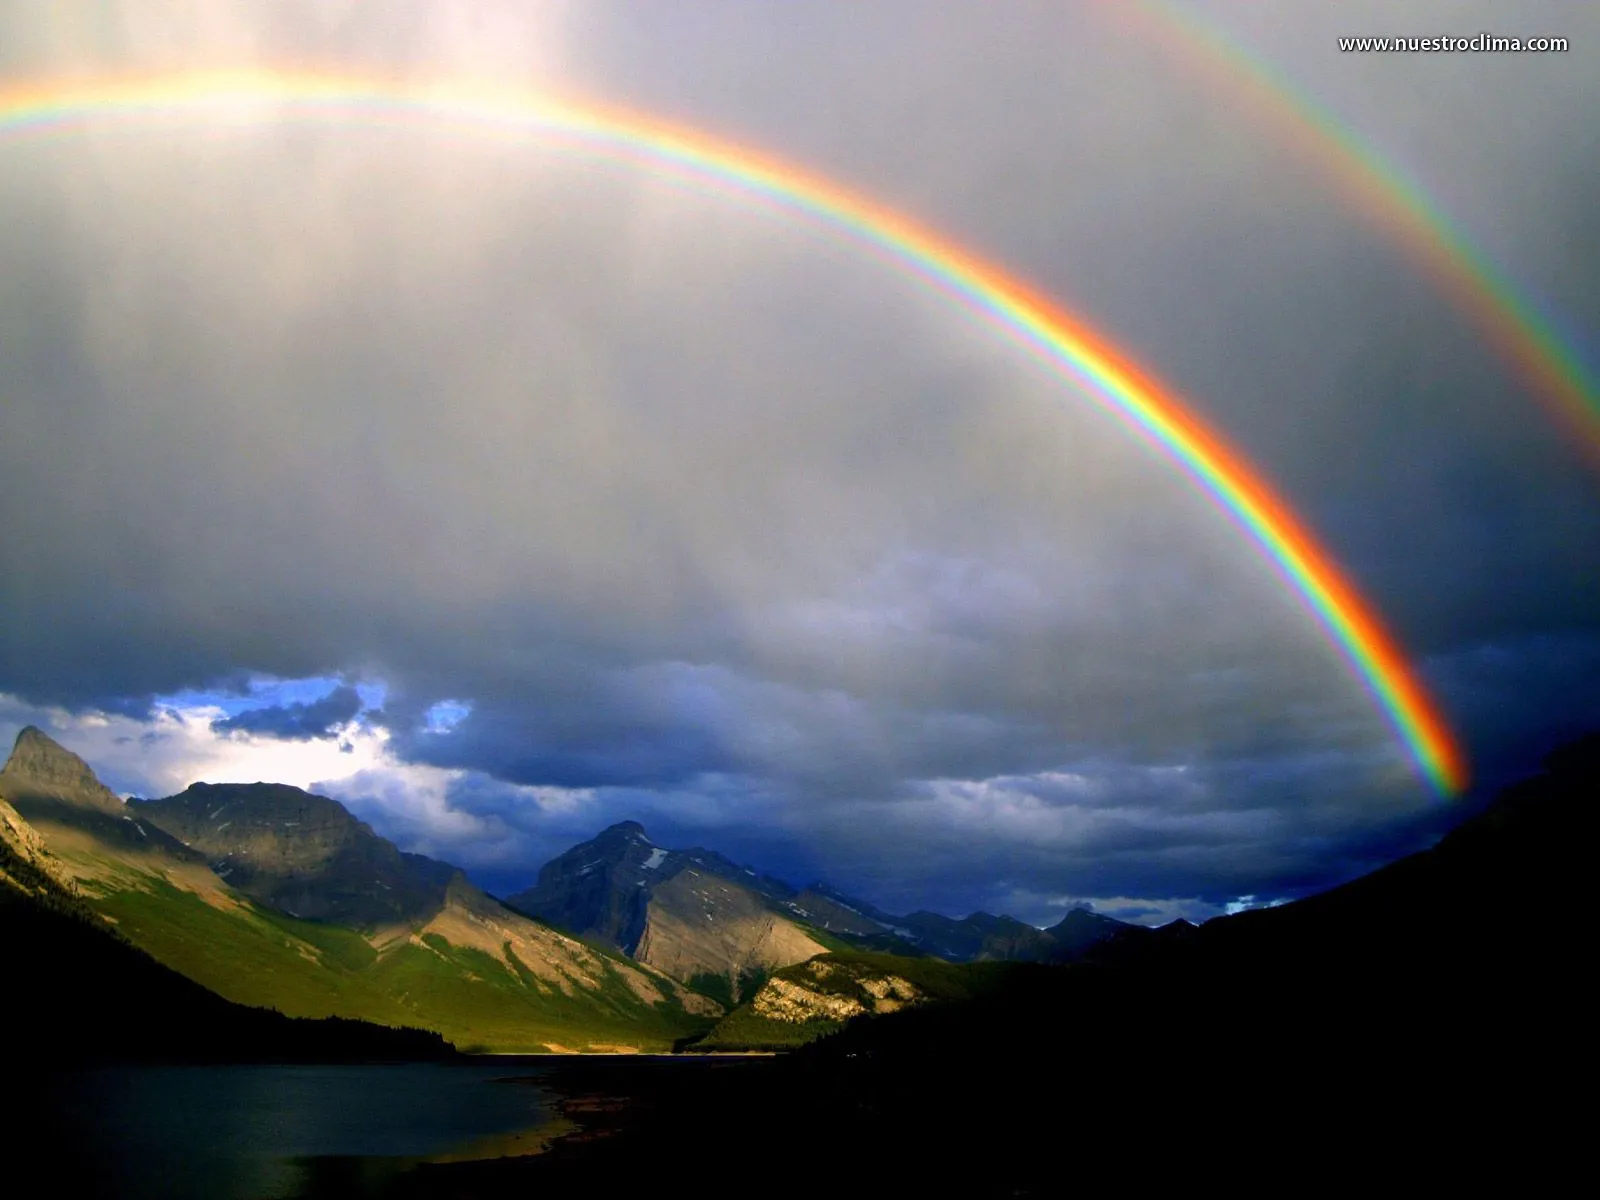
401, 735, 1595, 1196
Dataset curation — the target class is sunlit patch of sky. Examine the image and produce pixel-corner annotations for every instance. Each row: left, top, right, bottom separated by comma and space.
422, 699, 474, 734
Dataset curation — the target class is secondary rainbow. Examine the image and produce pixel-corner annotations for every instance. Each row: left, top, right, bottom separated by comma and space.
1131, 0, 1600, 467
0, 71, 1470, 794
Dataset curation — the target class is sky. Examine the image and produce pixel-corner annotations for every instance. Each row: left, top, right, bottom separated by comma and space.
1, 2, 1596, 926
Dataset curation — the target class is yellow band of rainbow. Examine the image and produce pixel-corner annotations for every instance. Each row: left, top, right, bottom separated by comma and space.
0, 71, 1470, 795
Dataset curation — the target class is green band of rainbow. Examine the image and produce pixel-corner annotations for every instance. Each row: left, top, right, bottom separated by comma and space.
0, 71, 1470, 795
1134, 0, 1600, 468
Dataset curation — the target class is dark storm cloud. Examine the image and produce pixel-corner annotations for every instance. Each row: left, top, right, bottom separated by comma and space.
1, 1, 1597, 920
210, 684, 364, 741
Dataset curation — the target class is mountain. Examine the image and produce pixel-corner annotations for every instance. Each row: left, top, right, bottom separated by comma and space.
133, 782, 458, 928
507, 822, 829, 1002
0, 728, 716, 1052
509, 822, 1148, 1006
0, 726, 199, 865
1, 724, 128, 816
892, 909, 1058, 961
1042, 904, 1154, 959
776, 880, 1143, 962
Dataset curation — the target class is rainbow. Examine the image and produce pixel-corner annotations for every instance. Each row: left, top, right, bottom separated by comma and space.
1130, 0, 1600, 467
0, 71, 1469, 794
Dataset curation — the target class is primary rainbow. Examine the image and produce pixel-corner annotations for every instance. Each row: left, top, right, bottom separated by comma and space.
0, 70, 1470, 794
1131, 0, 1600, 467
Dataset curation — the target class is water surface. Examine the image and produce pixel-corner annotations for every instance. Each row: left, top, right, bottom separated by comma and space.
40, 1062, 559, 1200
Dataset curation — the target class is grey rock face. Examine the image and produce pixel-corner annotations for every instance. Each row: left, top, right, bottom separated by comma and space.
1, 726, 129, 816
507, 822, 825, 993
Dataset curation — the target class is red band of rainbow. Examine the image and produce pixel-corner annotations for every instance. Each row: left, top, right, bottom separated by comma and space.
0, 72, 1470, 795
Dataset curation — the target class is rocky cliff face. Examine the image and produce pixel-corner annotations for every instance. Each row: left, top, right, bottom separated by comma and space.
507, 821, 660, 948
508, 822, 826, 997
0, 794, 67, 894
134, 782, 457, 929
633, 867, 826, 1000
0, 794, 49, 865
750, 958, 923, 1024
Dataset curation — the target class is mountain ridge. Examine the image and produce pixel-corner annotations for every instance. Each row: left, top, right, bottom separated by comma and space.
507, 822, 827, 1002
507, 819, 1147, 1003
133, 781, 460, 928
0, 728, 716, 1052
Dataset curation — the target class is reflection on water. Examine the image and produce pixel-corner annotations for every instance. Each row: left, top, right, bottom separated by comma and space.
40, 1063, 559, 1200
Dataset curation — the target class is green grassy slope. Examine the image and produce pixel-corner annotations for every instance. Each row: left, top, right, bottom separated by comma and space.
93, 880, 411, 1022
0, 835, 450, 1064
365, 937, 707, 1053
88, 879, 712, 1052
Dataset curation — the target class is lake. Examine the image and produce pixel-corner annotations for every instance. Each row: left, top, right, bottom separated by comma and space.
32, 1061, 567, 1200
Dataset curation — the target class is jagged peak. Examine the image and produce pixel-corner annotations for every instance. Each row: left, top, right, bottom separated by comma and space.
6, 725, 95, 780
1, 725, 126, 814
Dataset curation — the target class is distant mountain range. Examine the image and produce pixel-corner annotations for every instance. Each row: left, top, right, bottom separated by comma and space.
0, 724, 1177, 1056
0, 727, 715, 1053
504, 820, 1147, 1006
35, 716, 1559, 1071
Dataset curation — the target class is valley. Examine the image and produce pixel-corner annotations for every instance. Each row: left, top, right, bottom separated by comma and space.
6, 722, 1592, 1194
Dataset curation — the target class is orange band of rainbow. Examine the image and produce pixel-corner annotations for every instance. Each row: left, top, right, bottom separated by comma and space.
0, 72, 1470, 794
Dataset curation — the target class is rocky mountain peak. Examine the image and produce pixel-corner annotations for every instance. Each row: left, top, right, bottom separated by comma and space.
133, 781, 457, 928
0, 726, 127, 815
